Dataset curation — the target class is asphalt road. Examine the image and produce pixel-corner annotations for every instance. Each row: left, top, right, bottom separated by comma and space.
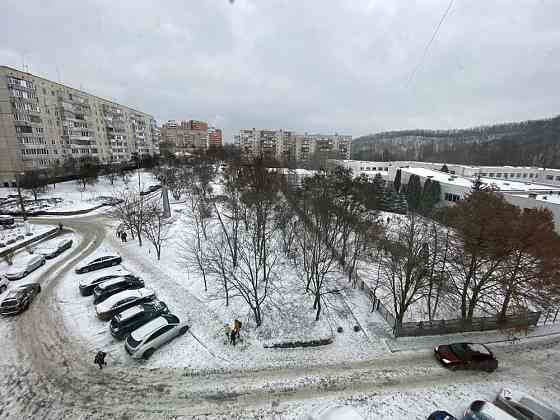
0, 215, 559, 419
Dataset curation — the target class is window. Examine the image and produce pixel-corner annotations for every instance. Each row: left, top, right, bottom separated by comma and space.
556, 176, 560, 181
489, 173, 494, 177
529, 173, 534, 178
546, 175, 553, 180
523, 173, 528, 178
496, 173, 502, 177
516, 173, 521, 178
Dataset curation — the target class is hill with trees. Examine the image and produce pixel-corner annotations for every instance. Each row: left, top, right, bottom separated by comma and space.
352, 115, 560, 168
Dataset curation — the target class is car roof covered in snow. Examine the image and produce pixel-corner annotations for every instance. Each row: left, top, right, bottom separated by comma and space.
97, 276, 129, 290
115, 305, 144, 322
96, 289, 145, 312
79, 269, 130, 286
130, 316, 169, 341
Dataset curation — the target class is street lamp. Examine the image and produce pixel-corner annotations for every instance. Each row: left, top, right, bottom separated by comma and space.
15, 171, 27, 222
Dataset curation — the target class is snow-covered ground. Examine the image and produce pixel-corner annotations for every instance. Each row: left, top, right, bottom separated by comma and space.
0, 170, 158, 213
0, 222, 56, 253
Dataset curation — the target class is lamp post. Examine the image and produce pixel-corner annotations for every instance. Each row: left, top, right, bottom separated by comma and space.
15, 171, 27, 222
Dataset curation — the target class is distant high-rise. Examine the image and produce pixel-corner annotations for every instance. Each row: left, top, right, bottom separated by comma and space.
208, 126, 223, 148
0, 65, 158, 187
234, 129, 351, 163
160, 120, 219, 156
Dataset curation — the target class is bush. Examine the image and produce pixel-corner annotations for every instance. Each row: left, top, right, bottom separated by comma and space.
337, 326, 343, 333
353, 325, 361, 332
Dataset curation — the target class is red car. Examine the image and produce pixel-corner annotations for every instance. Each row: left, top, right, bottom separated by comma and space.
434, 342, 498, 372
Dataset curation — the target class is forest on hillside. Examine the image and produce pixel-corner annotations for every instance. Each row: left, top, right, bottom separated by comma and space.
352, 115, 560, 168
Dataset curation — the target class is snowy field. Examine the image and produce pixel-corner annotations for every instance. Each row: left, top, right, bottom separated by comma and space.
0, 170, 158, 213
55, 205, 395, 374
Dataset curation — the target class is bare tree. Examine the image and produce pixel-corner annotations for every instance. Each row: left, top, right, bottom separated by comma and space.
142, 202, 171, 260
447, 191, 517, 320
380, 213, 431, 329
110, 189, 147, 246
20, 170, 48, 201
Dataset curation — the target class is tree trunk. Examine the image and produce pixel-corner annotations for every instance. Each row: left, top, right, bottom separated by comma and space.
314, 292, 322, 321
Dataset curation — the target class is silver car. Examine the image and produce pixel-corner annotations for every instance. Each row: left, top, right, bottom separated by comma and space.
5, 254, 46, 280
125, 314, 188, 359
35, 238, 73, 259
95, 287, 155, 321
464, 400, 517, 420
495, 388, 560, 420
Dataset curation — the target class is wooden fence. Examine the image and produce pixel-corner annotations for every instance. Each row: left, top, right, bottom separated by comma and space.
394, 311, 541, 337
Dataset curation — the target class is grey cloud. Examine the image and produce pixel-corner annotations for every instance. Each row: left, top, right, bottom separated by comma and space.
2, 0, 559, 141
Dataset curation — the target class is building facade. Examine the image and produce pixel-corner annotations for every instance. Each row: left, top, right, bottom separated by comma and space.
330, 159, 560, 232
208, 126, 223, 148
0, 66, 158, 186
234, 129, 351, 163
160, 120, 214, 156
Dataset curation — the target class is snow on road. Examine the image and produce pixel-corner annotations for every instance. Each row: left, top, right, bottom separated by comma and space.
1, 215, 560, 419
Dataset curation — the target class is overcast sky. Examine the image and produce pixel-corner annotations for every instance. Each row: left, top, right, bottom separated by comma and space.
1, 0, 559, 141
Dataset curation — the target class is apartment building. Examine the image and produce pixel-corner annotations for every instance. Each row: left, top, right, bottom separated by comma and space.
0, 66, 158, 186
208, 126, 223, 148
160, 120, 211, 156
234, 129, 351, 163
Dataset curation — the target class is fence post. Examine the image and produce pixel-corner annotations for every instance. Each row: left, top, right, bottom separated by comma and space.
555, 308, 559, 323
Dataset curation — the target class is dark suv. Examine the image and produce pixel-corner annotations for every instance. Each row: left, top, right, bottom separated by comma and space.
93, 276, 145, 304
0, 283, 41, 316
109, 300, 169, 339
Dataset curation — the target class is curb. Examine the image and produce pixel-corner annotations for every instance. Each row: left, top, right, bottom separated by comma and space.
263, 337, 333, 349
1, 203, 107, 217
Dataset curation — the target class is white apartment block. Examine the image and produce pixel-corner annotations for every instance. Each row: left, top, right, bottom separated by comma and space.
234, 129, 351, 163
0, 66, 158, 186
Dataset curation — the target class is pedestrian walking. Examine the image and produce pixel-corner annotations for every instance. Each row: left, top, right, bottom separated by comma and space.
94, 351, 107, 369
121, 231, 127, 243
58, 222, 63, 232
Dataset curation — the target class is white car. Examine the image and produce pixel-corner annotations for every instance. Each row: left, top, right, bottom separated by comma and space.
125, 314, 189, 359
0, 276, 8, 294
495, 388, 560, 420
35, 238, 73, 259
5, 254, 46, 280
95, 287, 155, 321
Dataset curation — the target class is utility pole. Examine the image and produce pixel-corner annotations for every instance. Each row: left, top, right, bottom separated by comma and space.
15, 172, 27, 221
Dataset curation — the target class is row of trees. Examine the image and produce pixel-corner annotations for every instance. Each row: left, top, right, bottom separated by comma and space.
155, 158, 560, 331
374, 191, 560, 328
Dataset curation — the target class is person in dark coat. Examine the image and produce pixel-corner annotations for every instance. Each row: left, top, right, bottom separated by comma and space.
94, 351, 107, 369
121, 231, 127, 243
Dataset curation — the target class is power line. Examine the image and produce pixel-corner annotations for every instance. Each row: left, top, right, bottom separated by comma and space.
406, 0, 455, 86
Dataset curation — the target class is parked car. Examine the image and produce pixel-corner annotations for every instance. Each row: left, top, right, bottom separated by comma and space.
5, 254, 46, 280
124, 313, 188, 359
434, 342, 498, 372
428, 411, 457, 420
92, 276, 145, 304
78, 270, 133, 296
495, 388, 560, 420
0, 283, 41, 316
110, 300, 169, 339
75, 254, 122, 274
0, 276, 9, 294
305, 404, 364, 420
35, 238, 73, 259
464, 400, 516, 420
0, 215, 15, 226
95, 288, 156, 321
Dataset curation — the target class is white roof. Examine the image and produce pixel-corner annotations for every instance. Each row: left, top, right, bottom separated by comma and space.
131, 316, 168, 340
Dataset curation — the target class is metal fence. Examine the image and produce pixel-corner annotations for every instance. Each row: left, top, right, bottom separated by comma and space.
540, 307, 560, 325
394, 311, 542, 337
